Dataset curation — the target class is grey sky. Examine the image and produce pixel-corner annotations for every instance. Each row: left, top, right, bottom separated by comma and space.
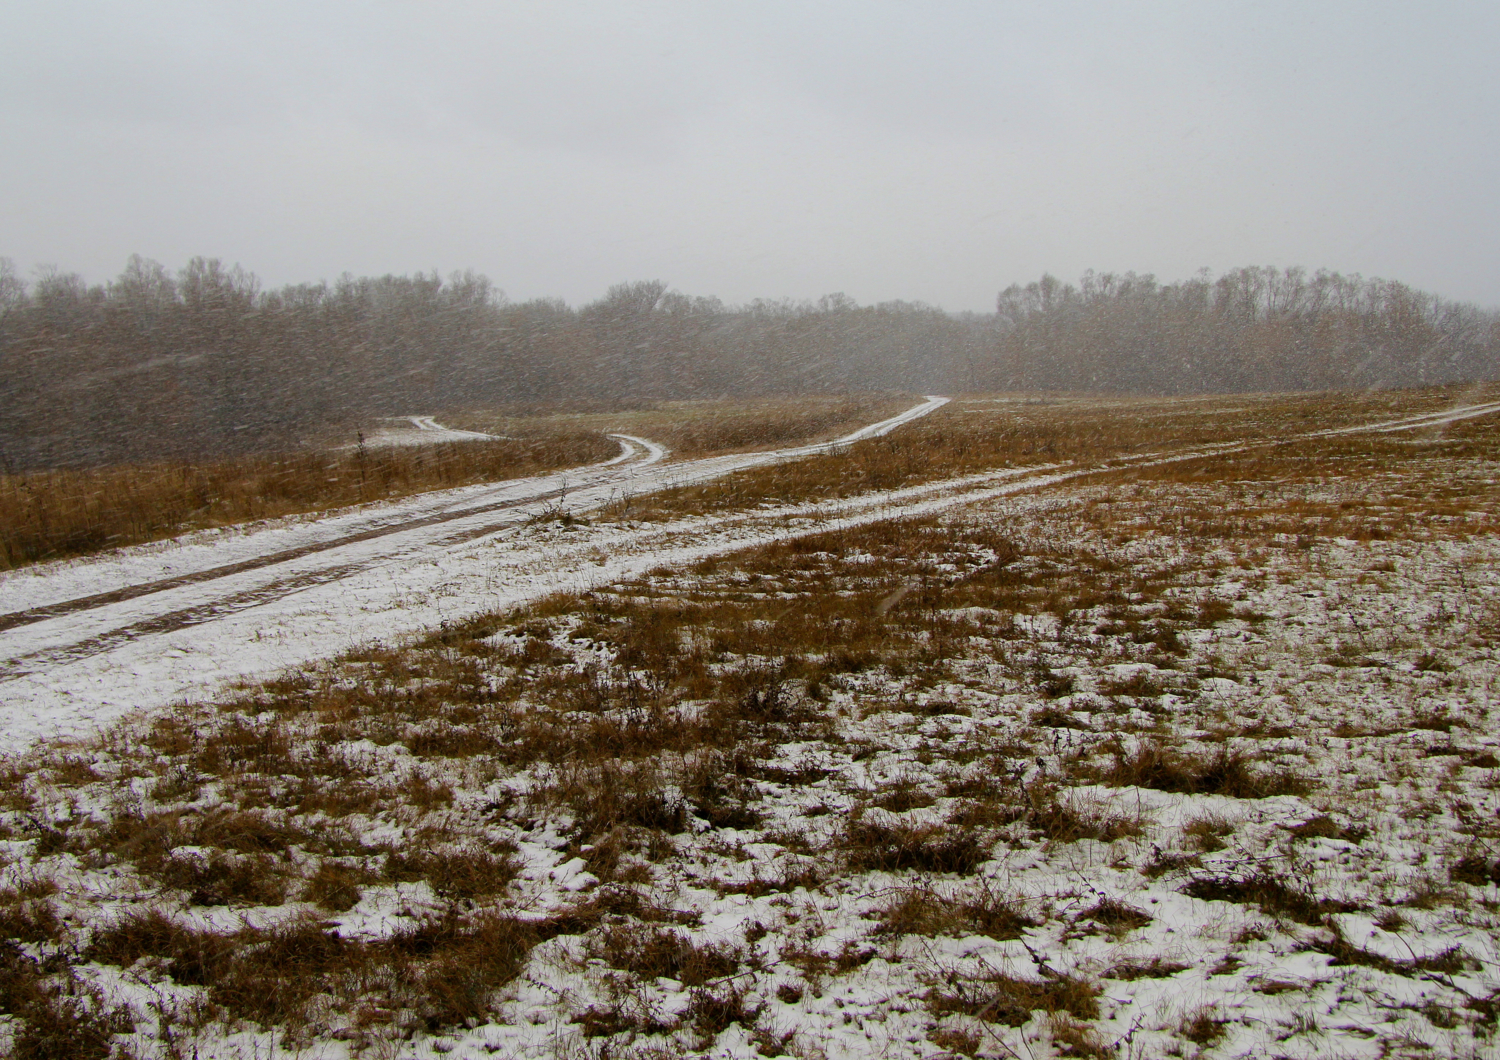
3, 1, 1497, 311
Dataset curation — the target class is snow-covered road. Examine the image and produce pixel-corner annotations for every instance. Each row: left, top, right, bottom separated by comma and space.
0, 397, 946, 750
1, 393, 1492, 754
362, 415, 502, 446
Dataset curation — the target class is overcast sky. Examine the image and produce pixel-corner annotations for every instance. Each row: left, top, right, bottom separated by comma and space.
3, 1, 1497, 311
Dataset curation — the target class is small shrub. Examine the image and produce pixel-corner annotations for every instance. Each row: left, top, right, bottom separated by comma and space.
1182, 872, 1353, 925
841, 817, 988, 875
594, 923, 739, 986
303, 862, 367, 911
928, 971, 1100, 1027
875, 886, 1037, 940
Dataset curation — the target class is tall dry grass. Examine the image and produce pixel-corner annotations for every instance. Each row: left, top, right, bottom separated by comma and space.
6, 389, 1496, 1050
612, 384, 1500, 520
452, 393, 915, 458
0, 431, 613, 570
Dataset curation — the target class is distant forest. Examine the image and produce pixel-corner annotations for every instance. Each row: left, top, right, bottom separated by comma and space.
2, 255, 1497, 469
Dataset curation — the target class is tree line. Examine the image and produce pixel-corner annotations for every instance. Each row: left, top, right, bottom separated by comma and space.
1, 256, 1496, 469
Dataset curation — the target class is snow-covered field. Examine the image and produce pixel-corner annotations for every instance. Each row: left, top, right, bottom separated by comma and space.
1, 390, 1497, 1060
0, 399, 945, 751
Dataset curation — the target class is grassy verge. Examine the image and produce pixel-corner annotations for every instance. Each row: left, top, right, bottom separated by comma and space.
0, 431, 616, 571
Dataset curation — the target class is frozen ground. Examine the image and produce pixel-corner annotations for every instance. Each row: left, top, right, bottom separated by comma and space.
0, 392, 1497, 1060
0, 399, 945, 751
0, 394, 1469, 755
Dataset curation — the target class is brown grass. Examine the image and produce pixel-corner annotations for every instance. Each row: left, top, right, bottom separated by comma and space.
454, 392, 915, 458
875, 885, 1038, 940
610, 384, 1500, 522
5, 382, 1498, 1051
0, 429, 615, 569
927, 970, 1101, 1027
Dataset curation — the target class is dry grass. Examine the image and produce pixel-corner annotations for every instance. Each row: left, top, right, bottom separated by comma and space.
875, 885, 1038, 940
609, 383, 1500, 521
452, 392, 915, 458
927, 969, 1101, 1027
3, 383, 1499, 1055
0, 428, 614, 569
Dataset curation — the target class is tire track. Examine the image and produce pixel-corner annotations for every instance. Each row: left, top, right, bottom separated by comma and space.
0, 404, 945, 685
0, 396, 1493, 753
0, 438, 658, 634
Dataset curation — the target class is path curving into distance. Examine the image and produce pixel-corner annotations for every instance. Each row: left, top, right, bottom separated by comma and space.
0, 398, 945, 750
0, 433, 666, 636
362, 415, 503, 446
2, 394, 1490, 755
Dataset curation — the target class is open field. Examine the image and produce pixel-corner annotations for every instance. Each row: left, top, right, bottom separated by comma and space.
1, 387, 1498, 1059
0, 394, 911, 572
0, 431, 614, 572
608, 385, 1500, 521
450, 394, 915, 460
0, 398, 945, 751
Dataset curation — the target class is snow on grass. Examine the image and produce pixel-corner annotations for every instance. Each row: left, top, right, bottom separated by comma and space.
0, 401, 947, 751
1, 405, 1497, 1058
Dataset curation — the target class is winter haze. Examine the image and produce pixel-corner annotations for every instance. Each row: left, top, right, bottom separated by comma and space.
3, 0, 1498, 310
